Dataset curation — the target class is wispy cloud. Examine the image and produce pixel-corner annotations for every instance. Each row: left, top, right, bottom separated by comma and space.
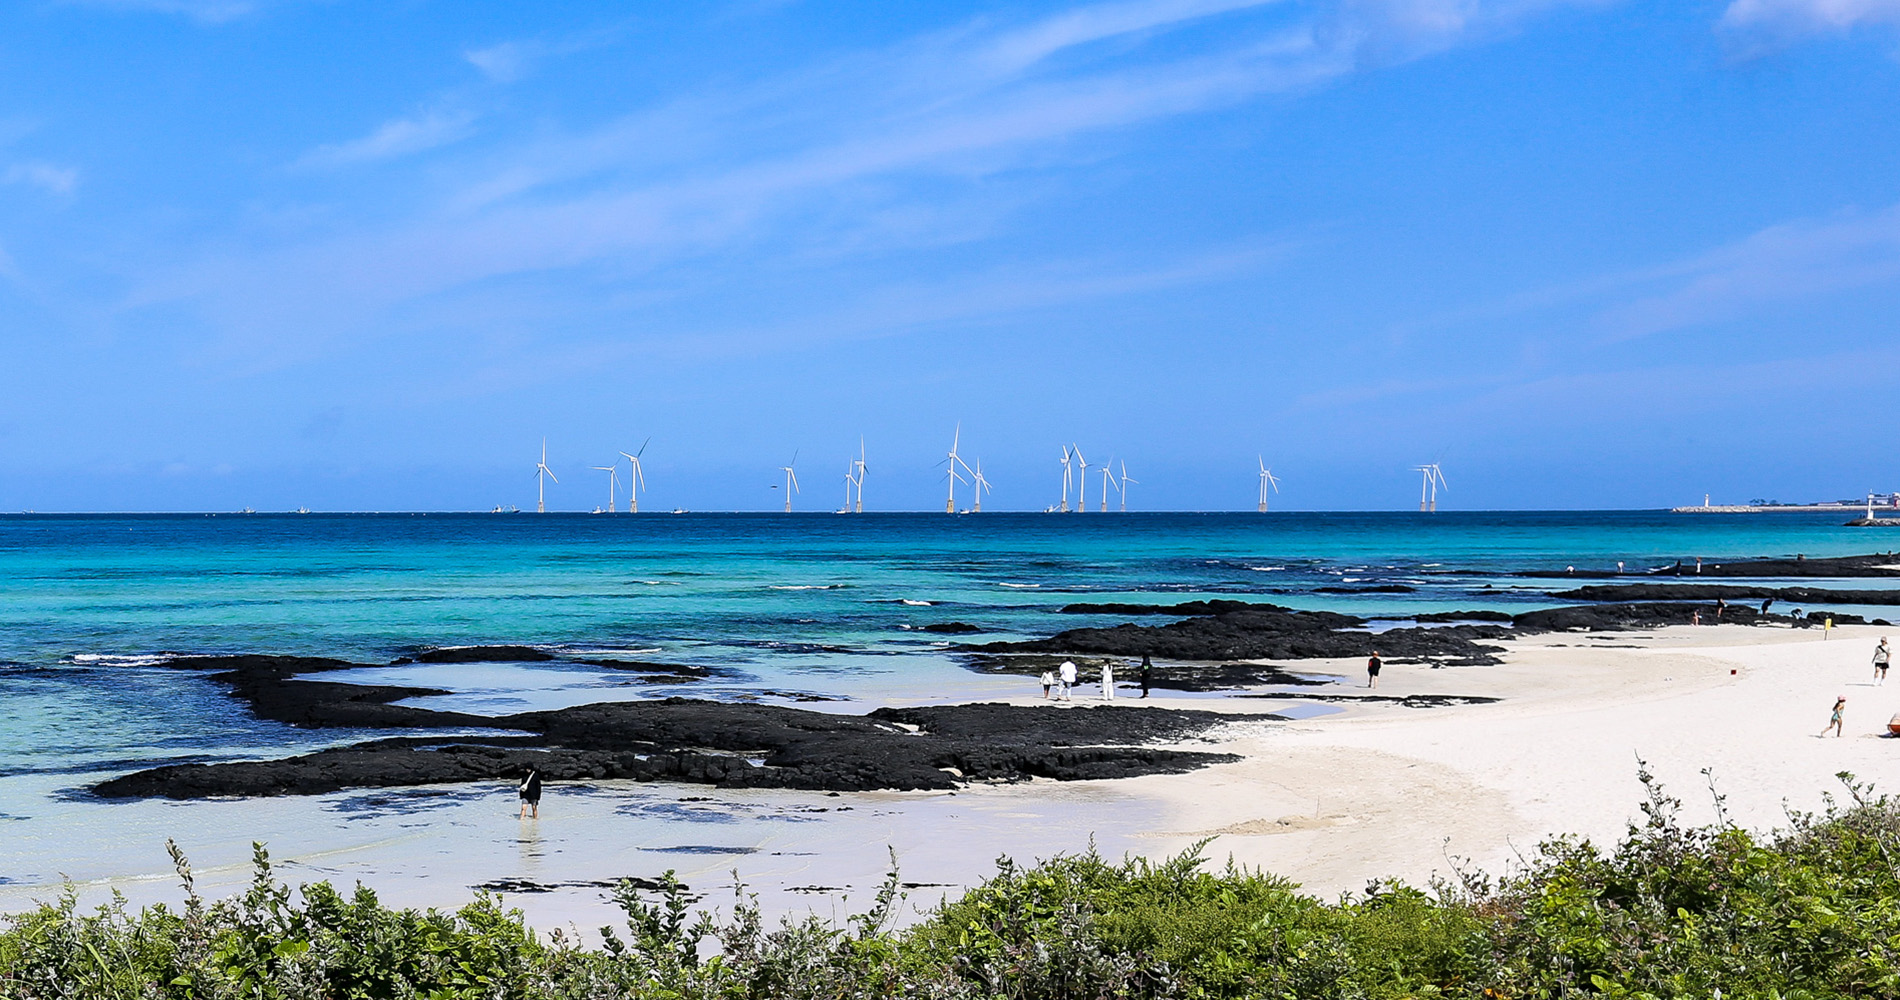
2, 162, 79, 195
463, 24, 630, 83
1719, 0, 1900, 52
1594, 203, 1900, 341
128, 0, 1600, 371
63, 0, 270, 24
297, 111, 478, 168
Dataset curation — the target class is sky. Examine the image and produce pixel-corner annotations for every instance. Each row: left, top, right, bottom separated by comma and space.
2, 0, 1898, 512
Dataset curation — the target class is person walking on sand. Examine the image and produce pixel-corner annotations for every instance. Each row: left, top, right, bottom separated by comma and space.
1139, 654, 1153, 699
1875, 639, 1891, 685
1821, 696, 1846, 738
1101, 660, 1115, 701
1366, 651, 1382, 689
1039, 669, 1055, 699
1058, 660, 1077, 701
518, 768, 543, 820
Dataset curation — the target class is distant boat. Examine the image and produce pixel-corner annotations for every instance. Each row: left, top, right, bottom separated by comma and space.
591, 506, 607, 514
239, 507, 256, 514
294, 506, 310, 514
671, 508, 689, 515
490, 505, 520, 514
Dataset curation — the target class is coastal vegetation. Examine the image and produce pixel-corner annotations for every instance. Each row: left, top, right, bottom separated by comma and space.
7, 768, 1899, 999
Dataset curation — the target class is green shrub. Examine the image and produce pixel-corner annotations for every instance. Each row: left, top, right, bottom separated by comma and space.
6, 771, 1900, 998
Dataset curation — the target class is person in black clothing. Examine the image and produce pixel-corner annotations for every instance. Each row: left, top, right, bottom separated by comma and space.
1139, 654, 1153, 698
1367, 651, 1382, 689
518, 769, 542, 820
1760, 598, 1773, 615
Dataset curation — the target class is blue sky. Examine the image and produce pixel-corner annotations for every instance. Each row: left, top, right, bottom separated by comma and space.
2, 0, 1898, 512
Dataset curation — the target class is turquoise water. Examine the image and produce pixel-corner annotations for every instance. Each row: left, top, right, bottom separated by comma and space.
0, 510, 1892, 798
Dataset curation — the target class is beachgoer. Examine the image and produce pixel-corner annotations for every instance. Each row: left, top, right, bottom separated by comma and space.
1617, 561, 1625, 574
1695, 557, 1702, 574
1875, 639, 1891, 685
1760, 598, 1773, 615
1040, 670, 1055, 699
518, 769, 542, 820
1716, 597, 1726, 618
1366, 651, 1382, 689
1692, 610, 1701, 626
1825, 617, 1834, 640
1822, 696, 1845, 738
1102, 661, 1115, 701
1139, 654, 1153, 699
1058, 660, 1077, 701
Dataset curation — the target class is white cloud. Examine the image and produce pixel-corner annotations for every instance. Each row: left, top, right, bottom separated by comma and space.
2, 162, 78, 195
1719, 0, 1900, 50
298, 112, 477, 168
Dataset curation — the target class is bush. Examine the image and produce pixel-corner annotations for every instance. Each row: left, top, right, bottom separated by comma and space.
6, 771, 1900, 998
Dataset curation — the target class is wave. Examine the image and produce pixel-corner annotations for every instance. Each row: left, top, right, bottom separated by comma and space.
67, 653, 172, 667
997, 582, 1040, 589
900, 599, 933, 606
767, 584, 849, 591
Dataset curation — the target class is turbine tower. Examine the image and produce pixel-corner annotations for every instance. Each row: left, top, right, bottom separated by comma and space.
944, 426, 974, 514
853, 438, 867, 513
780, 451, 800, 513
1074, 447, 1089, 512
1257, 458, 1280, 512
619, 439, 649, 513
1098, 461, 1115, 512
1119, 461, 1137, 512
840, 462, 858, 514
534, 439, 558, 513
592, 464, 620, 513
1416, 464, 1447, 512
1058, 447, 1074, 512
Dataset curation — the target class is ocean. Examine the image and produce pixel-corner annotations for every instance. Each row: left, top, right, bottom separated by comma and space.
0, 509, 1891, 917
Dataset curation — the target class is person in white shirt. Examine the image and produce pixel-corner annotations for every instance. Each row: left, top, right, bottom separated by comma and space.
1101, 661, 1115, 700
1039, 669, 1055, 699
1058, 660, 1077, 701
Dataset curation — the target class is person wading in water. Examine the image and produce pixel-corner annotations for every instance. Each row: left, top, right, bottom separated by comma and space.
518, 769, 543, 820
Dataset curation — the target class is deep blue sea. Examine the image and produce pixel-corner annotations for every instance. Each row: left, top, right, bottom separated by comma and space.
0, 509, 1894, 805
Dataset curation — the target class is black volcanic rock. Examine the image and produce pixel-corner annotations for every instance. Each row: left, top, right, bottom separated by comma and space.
1521, 553, 1900, 579
921, 622, 983, 634
1551, 584, 1900, 606
1058, 600, 1289, 616
405, 645, 556, 663
974, 606, 1509, 665
93, 698, 1258, 800
1510, 602, 1774, 631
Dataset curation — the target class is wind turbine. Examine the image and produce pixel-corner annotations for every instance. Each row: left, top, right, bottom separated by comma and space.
1098, 461, 1116, 512
1058, 447, 1074, 512
840, 462, 858, 514
1074, 446, 1089, 513
591, 464, 620, 513
972, 461, 992, 513
1416, 463, 1447, 512
1257, 458, 1280, 512
944, 426, 974, 514
1118, 461, 1137, 512
534, 439, 558, 513
779, 451, 800, 513
619, 439, 649, 513
853, 438, 867, 513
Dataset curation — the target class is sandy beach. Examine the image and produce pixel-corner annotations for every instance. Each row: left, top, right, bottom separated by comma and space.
9, 620, 1895, 938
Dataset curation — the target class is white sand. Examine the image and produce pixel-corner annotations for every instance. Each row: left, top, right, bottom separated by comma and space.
9, 623, 1895, 933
